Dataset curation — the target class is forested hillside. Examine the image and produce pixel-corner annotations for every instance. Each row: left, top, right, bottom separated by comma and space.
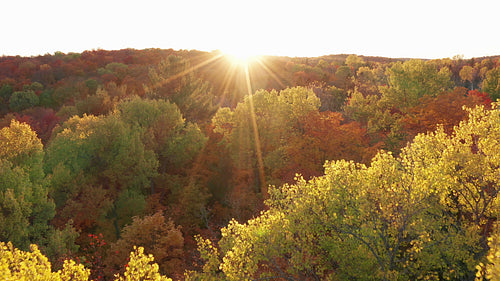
1, 49, 500, 280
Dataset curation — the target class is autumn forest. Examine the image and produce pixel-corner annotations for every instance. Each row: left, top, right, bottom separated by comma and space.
1, 48, 500, 280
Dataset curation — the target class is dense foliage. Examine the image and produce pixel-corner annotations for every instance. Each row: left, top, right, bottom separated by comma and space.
0, 241, 171, 281
188, 104, 500, 280
0, 49, 499, 280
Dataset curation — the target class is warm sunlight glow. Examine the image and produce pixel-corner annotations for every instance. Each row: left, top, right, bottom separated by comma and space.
221, 47, 261, 66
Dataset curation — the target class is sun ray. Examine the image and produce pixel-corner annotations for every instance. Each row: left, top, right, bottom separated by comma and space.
150, 53, 224, 89
217, 58, 240, 107
144, 47, 290, 197
254, 57, 288, 89
244, 63, 267, 196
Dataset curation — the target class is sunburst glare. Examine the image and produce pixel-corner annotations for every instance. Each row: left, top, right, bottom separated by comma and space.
148, 50, 288, 196
221, 47, 262, 67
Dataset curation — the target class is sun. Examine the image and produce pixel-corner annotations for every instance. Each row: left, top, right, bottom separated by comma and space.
220, 46, 262, 66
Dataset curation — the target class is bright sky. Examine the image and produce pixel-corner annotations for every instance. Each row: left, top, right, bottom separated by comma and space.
2, 0, 499, 59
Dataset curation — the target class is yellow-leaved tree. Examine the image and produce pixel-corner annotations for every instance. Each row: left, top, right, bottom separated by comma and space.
114, 246, 172, 281
0, 241, 89, 281
189, 103, 500, 280
0, 242, 172, 281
